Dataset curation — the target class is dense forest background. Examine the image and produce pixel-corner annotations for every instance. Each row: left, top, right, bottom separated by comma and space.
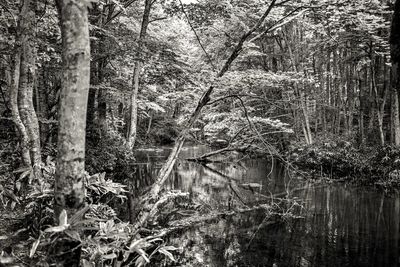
1, 0, 400, 266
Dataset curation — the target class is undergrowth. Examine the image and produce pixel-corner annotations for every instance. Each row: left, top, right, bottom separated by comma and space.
288, 136, 400, 190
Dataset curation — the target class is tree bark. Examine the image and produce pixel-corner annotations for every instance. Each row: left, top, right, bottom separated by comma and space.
54, 0, 90, 223
391, 0, 400, 145
17, 0, 42, 173
10, 48, 31, 167
126, 0, 153, 149
52, 1, 90, 265
371, 58, 387, 146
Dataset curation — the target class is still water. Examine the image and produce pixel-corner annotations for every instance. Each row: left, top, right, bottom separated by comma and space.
131, 146, 400, 267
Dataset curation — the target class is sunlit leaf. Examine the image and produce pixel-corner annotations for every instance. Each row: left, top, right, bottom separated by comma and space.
159, 248, 176, 262
59, 209, 68, 226
29, 237, 41, 258
44, 225, 68, 233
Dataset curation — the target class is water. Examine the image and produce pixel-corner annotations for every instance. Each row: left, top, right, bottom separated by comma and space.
131, 146, 400, 267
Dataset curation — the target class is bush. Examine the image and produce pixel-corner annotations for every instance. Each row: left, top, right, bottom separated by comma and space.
86, 128, 136, 180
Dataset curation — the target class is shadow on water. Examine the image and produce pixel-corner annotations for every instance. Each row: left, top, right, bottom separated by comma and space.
128, 146, 400, 267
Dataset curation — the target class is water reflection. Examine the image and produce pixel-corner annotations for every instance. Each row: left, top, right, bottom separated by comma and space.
132, 146, 400, 267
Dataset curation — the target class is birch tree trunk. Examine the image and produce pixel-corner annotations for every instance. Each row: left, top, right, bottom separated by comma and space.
10, 49, 31, 167
52, 1, 90, 264
17, 0, 42, 174
54, 0, 90, 224
126, 0, 153, 149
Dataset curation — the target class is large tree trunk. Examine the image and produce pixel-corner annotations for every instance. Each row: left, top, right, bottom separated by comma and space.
126, 0, 153, 148
55, 0, 90, 221
17, 0, 42, 174
391, 0, 400, 145
52, 1, 90, 265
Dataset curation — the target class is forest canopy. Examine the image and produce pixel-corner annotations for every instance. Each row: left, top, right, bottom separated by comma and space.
1, 0, 400, 266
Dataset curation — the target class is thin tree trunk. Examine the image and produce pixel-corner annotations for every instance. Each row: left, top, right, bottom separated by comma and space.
283, 29, 312, 144
126, 0, 153, 148
146, 110, 153, 135
371, 57, 388, 146
300, 91, 312, 144
348, 64, 355, 136
358, 71, 365, 146
391, 0, 400, 145
10, 51, 31, 166
17, 0, 41, 174
392, 86, 400, 146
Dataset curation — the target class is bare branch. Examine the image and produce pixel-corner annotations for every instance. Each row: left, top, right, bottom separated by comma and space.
149, 16, 167, 24
250, 7, 308, 43
104, 0, 139, 26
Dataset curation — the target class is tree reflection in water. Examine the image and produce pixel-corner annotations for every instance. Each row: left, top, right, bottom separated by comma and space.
129, 146, 400, 267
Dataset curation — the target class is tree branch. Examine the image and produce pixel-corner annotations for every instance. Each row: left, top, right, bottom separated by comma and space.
186, 127, 247, 163
104, 0, 139, 26
250, 7, 308, 43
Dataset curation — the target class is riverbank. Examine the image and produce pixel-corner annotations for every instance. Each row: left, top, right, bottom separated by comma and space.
287, 139, 400, 191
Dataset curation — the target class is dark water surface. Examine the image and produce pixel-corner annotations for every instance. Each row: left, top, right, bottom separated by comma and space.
132, 146, 400, 267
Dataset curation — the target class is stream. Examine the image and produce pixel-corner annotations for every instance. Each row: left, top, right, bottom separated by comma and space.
129, 146, 400, 267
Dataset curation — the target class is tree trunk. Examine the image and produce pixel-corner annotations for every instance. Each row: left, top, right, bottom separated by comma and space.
371, 58, 387, 146
10, 50, 31, 166
146, 110, 153, 135
126, 0, 152, 149
391, 0, 400, 146
358, 72, 365, 146
282, 29, 312, 144
53, 1, 90, 265
97, 88, 108, 135
55, 0, 90, 220
392, 87, 400, 146
17, 0, 41, 174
